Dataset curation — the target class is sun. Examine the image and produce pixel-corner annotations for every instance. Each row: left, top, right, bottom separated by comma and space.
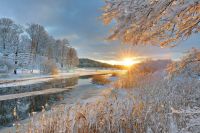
122, 58, 134, 67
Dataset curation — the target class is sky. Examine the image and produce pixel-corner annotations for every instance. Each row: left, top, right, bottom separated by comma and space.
0, 0, 199, 64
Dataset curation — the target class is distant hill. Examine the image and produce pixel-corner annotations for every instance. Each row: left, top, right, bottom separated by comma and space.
78, 58, 123, 69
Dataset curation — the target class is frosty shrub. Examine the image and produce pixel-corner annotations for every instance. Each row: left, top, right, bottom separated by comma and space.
113, 62, 200, 132
168, 48, 200, 79
0, 58, 14, 73
111, 72, 120, 77
40, 59, 58, 75
114, 59, 170, 89
92, 75, 111, 85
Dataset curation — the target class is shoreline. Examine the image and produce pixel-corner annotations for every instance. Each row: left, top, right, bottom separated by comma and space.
0, 69, 123, 88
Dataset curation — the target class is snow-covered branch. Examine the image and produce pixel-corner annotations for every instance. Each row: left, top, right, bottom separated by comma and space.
102, 0, 200, 47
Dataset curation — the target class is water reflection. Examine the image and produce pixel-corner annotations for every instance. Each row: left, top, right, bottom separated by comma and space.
0, 77, 78, 128
0, 93, 68, 127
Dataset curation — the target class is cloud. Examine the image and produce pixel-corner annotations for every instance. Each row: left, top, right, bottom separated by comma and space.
0, 0, 199, 61
61, 34, 80, 41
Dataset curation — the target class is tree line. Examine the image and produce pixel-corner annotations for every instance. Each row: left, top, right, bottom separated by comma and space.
0, 18, 79, 74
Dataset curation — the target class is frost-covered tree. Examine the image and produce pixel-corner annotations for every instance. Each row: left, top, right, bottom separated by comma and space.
46, 36, 56, 60
18, 35, 32, 70
102, 0, 200, 47
56, 39, 66, 68
67, 47, 79, 69
168, 48, 200, 79
0, 18, 23, 74
0, 18, 14, 57
26, 24, 48, 69
0, 18, 22, 56
55, 38, 78, 69
0, 18, 79, 74
60, 39, 70, 68
12, 26, 23, 74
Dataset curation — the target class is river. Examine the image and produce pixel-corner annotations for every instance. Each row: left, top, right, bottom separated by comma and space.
0, 74, 116, 129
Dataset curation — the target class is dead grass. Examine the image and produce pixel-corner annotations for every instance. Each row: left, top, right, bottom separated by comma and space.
41, 59, 59, 75
111, 72, 120, 77
91, 75, 111, 85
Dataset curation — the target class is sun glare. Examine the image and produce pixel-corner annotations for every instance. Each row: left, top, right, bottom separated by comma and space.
99, 58, 139, 67
122, 58, 134, 67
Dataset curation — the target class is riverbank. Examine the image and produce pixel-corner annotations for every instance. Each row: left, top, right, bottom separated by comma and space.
0, 69, 124, 88
0, 69, 123, 132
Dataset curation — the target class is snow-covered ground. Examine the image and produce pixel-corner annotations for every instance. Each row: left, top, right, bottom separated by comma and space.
1, 67, 199, 133
0, 86, 74, 101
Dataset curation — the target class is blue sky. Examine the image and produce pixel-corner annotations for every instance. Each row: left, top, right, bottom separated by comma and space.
0, 0, 199, 63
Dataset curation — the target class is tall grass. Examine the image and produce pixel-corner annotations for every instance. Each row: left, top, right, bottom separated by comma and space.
91, 75, 111, 85
23, 91, 139, 133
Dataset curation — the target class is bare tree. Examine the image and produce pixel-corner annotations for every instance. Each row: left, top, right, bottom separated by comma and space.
102, 0, 200, 47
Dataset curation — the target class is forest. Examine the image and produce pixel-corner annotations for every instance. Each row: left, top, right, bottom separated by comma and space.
0, 18, 79, 75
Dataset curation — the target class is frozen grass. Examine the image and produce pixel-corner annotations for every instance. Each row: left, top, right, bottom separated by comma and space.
16, 64, 200, 133
19, 89, 140, 133
111, 72, 121, 77
91, 75, 111, 85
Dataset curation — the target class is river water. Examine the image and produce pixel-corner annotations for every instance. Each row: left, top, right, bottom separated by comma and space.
0, 74, 116, 129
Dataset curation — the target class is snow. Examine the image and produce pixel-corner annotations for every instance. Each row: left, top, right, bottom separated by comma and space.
102, 0, 199, 47
1, 68, 199, 132
0, 86, 74, 101
0, 69, 119, 88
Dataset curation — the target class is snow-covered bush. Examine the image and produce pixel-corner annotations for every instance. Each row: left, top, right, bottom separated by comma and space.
129, 59, 171, 75
168, 48, 200, 79
113, 59, 170, 89
40, 59, 58, 75
0, 58, 14, 73
92, 75, 111, 85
